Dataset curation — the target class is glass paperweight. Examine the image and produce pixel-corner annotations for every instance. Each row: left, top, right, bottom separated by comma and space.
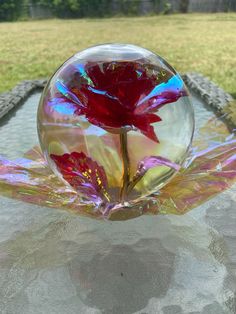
37, 44, 194, 216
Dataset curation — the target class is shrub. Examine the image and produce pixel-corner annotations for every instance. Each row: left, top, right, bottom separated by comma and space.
0, 0, 24, 21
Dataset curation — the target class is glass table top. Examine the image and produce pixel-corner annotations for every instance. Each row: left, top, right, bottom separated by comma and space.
0, 92, 235, 314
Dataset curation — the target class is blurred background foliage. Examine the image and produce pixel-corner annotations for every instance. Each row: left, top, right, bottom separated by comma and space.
0, 0, 24, 21
0, 1, 235, 96
1, 0, 235, 21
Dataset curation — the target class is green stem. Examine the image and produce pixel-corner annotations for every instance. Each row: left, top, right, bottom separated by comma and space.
119, 131, 130, 203
127, 174, 143, 195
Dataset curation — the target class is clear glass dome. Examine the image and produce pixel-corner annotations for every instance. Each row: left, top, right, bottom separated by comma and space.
37, 44, 194, 215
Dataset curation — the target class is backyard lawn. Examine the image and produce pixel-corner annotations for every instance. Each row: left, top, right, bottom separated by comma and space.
0, 13, 235, 96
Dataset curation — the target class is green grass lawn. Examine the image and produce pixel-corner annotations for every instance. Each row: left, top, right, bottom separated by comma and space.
0, 13, 235, 96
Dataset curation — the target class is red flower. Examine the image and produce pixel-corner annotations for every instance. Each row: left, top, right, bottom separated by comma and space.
50, 152, 110, 204
51, 60, 187, 143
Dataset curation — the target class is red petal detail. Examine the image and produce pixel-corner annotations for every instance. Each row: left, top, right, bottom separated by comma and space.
50, 152, 109, 203
140, 125, 160, 143
53, 60, 187, 142
146, 113, 162, 123
133, 113, 161, 143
